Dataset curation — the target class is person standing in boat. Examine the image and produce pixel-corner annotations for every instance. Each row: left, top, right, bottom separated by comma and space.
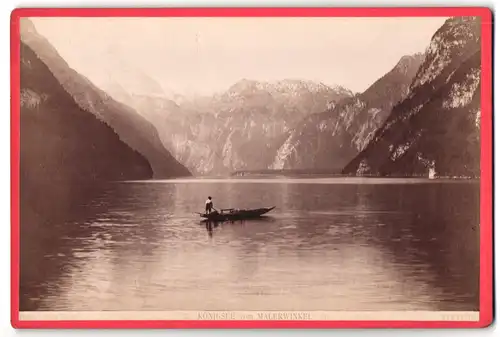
205, 196, 215, 214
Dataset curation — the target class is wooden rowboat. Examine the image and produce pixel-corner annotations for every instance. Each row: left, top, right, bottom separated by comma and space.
197, 206, 275, 222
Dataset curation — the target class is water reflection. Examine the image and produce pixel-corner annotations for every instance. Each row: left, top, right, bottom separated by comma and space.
20, 179, 479, 311
201, 219, 220, 238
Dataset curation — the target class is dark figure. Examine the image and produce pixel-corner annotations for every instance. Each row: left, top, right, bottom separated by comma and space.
205, 196, 214, 214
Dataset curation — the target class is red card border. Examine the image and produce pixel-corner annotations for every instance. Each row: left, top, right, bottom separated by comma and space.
10, 7, 493, 329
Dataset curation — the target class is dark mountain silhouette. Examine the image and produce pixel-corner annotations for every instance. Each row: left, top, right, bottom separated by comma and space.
343, 17, 481, 178
270, 54, 424, 171
19, 18, 190, 178
20, 41, 153, 231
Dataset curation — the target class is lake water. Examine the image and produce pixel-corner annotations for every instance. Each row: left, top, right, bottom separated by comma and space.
20, 177, 480, 312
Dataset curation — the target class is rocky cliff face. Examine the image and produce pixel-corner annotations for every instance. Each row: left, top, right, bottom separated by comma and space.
343, 17, 481, 178
20, 18, 190, 178
270, 54, 424, 171
20, 41, 153, 228
108, 79, 353, 175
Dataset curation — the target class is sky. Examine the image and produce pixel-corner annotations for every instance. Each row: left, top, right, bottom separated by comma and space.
30, 16, 448, 96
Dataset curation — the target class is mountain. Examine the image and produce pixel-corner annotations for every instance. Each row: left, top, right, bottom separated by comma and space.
19, 18, 191, 178
98, 56, 167, 98
343, 17, 481, 178
106, 78, 353, 175
20, 41, 153, 229
270, 54, 424, 171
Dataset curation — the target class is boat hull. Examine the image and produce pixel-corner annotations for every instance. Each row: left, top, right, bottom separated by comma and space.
199, 206, 275, 222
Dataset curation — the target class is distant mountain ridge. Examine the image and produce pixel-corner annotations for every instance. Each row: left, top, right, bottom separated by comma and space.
20, 18, 191, 178
104, 77, 354, 175
343, 16, 481, 178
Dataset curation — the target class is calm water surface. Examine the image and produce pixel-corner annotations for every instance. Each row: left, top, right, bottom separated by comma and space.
21, 177, 479, 311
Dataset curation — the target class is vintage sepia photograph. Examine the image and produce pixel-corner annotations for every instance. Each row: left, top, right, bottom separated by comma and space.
12, 8, 492, 327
